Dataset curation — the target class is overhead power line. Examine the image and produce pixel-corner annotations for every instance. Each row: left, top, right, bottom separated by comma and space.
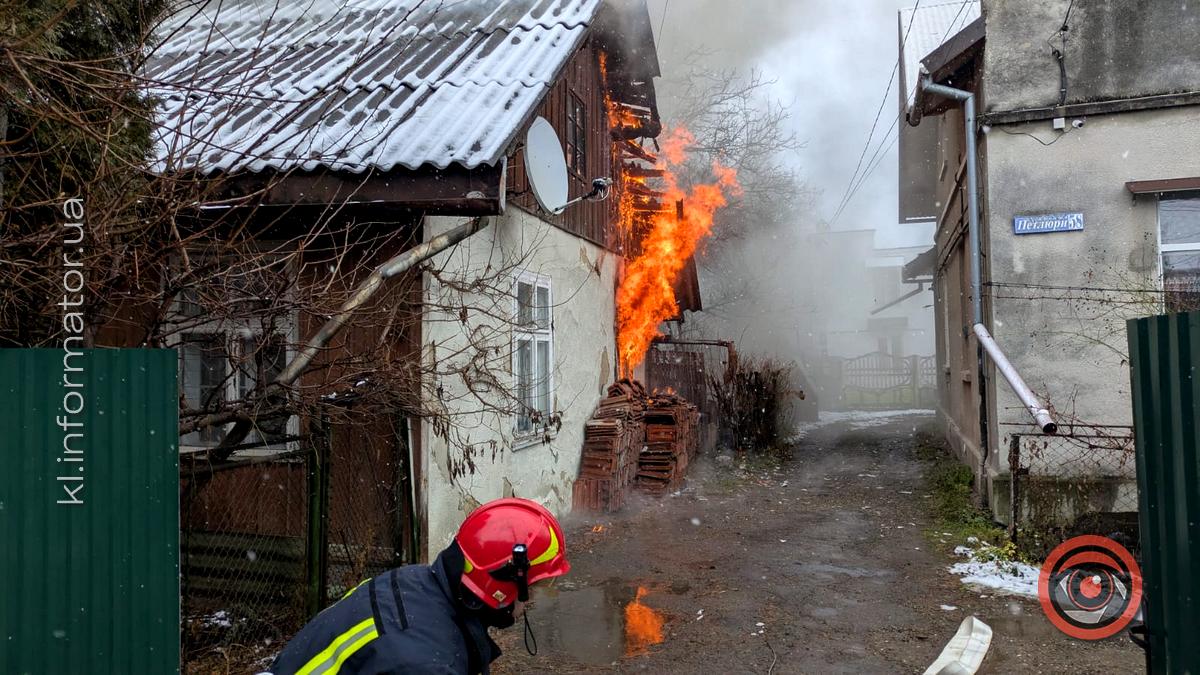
831, 0, 976, 226
829, 0, 922, 226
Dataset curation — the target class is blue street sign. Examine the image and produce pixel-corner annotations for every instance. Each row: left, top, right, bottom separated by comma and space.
1013, 212, 1084, 235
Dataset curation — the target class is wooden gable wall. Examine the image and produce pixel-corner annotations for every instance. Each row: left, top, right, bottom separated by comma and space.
507, 37, 615, 249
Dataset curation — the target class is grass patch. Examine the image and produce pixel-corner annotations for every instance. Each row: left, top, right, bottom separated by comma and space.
916, 433, 1011, 555
925, 459, 1007, 547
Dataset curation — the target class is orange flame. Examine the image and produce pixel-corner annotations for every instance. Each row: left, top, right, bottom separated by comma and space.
616, 128, 740, 374
624, 586, 665, 655
599, 52, 643, 131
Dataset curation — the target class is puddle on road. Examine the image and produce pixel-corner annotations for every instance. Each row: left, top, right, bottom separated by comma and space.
524, 581, 667, 664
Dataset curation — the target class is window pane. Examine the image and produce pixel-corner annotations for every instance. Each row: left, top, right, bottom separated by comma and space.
1164, 251, 1200, 313
1163, 251, 1200, 313
237, 335, 257, 400
180, 334, 225, 446
1160, 193, 1200, 245
535, 285, 550, 330
517, 338, 534, 432
536, 339, 551, 414
178, 287, 203, 317
252, 334, 289, 444
260, 334, 286, 383
517, 281, 534, 326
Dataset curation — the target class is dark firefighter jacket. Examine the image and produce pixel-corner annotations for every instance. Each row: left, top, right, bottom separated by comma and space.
266, 545, 501, 675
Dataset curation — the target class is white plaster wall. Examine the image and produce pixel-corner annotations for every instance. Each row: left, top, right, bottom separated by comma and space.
420, 208, 618, 556
984, 105, 1200, 472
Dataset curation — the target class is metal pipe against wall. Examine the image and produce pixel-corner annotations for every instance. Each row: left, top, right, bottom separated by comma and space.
923, 81, 982, 326
921, 79, 993, 491
276, 216, 489, 387
920, 78, 1058, 437
973, 323, 1058, 434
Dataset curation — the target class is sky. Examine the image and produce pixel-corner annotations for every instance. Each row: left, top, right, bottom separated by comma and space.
646, 0, 915, 233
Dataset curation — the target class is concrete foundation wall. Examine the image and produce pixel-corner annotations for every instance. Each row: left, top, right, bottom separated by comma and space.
420, 209, 618, 557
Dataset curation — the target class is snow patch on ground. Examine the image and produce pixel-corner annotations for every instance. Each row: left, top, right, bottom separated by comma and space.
948, 546, 1040, 599
825, 409, 936, 430
785, 409, 935, 443
199, 610, 234, 628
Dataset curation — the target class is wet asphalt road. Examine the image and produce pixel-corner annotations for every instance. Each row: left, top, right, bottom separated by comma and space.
494, 414, 1144, 674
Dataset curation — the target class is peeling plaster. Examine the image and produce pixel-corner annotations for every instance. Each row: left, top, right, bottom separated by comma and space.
419, 209, 619, 557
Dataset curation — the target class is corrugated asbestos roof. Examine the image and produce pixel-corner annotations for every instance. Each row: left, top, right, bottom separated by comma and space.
147, 0, 604, 174
898, 1, 980, 111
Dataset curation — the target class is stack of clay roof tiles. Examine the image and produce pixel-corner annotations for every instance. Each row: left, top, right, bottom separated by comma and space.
573, 380, 700, 511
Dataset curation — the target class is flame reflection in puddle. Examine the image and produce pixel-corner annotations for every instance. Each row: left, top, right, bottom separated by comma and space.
525, 582, 668, 664
623, 586, 665, 655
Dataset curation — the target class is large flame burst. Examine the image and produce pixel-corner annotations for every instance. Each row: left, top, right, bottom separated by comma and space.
616, 128, 740, 374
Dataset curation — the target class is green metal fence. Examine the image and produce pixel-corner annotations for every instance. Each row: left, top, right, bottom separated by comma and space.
0, 348, 180, 674
1128, 312, 1200, 674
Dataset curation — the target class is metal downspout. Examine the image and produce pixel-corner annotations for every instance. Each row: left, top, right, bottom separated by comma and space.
916, 77, 1058, 507
973, 324, 1057, 433
921, 80, 992, 500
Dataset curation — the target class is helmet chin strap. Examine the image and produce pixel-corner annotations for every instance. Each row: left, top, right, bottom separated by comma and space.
523, 611, 538, 656
487, 544, 537, 655
510, 544, 537, 655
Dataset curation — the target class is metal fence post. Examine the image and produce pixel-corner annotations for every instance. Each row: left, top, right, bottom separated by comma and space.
906, 356, 917, 407
1008, 435, 1021, 545
394, 414, 419, 566
305, 416, 331, 616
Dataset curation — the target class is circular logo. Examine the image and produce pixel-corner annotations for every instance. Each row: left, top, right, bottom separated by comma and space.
1038, 535, 1142, 640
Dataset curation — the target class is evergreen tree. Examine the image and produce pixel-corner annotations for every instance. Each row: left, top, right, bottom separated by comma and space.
0, 0, 166, 345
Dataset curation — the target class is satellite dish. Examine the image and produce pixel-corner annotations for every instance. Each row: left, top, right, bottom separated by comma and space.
525, 116, 570, 213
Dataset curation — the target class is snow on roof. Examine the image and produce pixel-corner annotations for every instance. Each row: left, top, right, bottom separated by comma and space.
147, 0, 603, 174
898, 1, 980, 110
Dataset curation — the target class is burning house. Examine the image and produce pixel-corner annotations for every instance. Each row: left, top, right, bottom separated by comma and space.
144, 0, 737, 591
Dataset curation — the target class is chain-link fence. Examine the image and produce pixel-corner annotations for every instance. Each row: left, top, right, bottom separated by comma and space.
324, 416, 415, 600
180, 433, 319, 673
1008, 429, 1139, 558
179, 410, 417, 674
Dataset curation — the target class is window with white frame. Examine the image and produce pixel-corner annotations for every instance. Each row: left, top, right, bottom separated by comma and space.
513, 273, 553, 437
173, 255, 297, 453
1159, 191, 1200, 313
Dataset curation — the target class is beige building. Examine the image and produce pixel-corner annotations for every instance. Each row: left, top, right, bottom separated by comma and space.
899, 0, 1200, 528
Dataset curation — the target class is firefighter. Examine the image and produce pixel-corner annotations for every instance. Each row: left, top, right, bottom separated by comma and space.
264, 498, 570, 675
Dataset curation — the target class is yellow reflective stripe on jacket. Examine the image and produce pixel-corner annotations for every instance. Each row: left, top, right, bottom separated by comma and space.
296, 616, 379, 675
530, 526, 559, 567
341, 578, 369, 601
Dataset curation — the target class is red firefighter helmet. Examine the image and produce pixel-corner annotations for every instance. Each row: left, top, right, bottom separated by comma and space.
456, 498, 570, 609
